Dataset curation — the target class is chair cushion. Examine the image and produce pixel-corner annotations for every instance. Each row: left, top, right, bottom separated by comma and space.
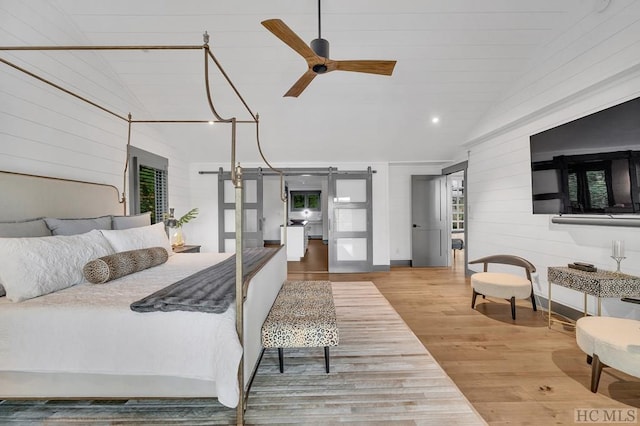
576, 316, 640, 379
471, 272, 531, 299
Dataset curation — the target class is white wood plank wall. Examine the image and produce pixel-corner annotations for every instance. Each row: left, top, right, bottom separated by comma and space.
466, 0, 640, 318
0, 2, 191, 216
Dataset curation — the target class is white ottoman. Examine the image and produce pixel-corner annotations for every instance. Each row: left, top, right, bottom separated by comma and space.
576, 316, 640, 392
471, 272, 534, 320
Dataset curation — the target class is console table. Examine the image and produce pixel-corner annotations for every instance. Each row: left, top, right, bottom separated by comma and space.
547, 267, 640, 328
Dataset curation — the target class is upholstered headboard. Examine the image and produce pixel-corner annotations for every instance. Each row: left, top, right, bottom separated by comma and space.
0, 171, 124, 221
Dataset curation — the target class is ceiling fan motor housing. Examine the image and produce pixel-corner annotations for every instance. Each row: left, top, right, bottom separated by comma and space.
311, 38, 329, 58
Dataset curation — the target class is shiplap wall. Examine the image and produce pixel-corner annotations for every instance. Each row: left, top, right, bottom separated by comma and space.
466, 0, 640, 319
0, 2, 191, 218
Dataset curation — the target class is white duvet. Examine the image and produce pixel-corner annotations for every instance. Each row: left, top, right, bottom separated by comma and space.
0, 252, 244, 407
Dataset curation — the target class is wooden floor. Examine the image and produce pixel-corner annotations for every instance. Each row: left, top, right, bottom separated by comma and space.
286, 238, 328, 273
289, 241, 640, 425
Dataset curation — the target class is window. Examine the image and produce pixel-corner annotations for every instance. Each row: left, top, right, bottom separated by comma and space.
128, 146, 168, 224
290, 191, 321, 212
567, 161, 613, 213
451, 178, 464, 231
138, 166, 168, 224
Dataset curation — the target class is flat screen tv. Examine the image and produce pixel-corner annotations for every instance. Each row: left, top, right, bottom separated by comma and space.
530, 96, 640, 215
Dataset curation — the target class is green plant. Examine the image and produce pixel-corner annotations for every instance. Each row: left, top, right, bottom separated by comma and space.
177, 207, 199, 226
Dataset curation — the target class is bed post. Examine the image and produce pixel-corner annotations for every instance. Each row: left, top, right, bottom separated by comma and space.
234, 162, 245, 426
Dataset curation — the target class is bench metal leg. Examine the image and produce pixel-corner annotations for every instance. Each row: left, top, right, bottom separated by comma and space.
471, 289, 479, 308
324, 346, 330, 373
278, 348, 284, 373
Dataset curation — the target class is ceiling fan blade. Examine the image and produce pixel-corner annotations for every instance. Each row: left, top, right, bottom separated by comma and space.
284, 70, 317, 97
262, 19, 318, 63
334, 60, 397, 76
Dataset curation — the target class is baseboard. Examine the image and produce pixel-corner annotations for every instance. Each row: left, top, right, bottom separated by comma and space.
535, 296, 584, 322
391, 260, 411, 267
373, 265, 391, 272
264, 240, 281, 245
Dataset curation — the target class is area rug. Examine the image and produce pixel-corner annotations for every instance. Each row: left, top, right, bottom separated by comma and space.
0, 281, 486, 425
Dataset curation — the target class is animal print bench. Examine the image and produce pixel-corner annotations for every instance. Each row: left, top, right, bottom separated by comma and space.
261, 280, 339, 373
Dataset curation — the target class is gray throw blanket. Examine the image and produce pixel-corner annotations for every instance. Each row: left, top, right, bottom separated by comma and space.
130, 247, 278, 314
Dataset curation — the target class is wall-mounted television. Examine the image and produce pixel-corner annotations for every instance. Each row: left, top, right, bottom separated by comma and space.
530, 96, 640, 215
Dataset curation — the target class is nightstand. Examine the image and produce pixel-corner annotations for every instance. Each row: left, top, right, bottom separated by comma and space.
172, 244, 201, 254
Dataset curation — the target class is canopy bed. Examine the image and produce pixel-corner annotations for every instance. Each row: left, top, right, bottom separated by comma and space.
0, 32, 287, 425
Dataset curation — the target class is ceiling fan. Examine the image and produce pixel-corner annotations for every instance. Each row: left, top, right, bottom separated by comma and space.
261, 0, 397, 97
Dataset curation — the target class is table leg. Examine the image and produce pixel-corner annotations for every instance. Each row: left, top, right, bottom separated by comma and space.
598, 297, 601, 316
548, 279, 552, 328
584, 293, 588, 317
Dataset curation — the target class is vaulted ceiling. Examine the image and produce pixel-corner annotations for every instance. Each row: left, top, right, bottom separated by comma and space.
1, 0, 600, 165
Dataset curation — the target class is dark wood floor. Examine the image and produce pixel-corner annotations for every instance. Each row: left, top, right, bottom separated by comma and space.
286, 238, 328, 273
288, 240, 640, 425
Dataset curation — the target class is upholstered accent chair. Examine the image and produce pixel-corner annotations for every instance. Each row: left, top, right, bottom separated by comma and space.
576, 316, 640, 393
469, 254, 537, 320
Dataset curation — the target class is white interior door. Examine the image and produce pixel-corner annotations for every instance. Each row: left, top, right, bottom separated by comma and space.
411, 175, 448, 267
328, 168, 373, 272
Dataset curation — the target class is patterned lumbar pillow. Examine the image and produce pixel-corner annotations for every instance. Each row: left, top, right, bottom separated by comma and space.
83, 247, 169, 284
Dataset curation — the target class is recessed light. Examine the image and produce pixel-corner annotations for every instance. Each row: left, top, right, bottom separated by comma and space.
431, 117, 440, 124
208, 121, 214, 125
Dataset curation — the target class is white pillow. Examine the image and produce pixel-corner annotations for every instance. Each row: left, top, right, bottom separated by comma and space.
0, 230, 115, 302
100, 222, 173, 256
112, 212, 152, 230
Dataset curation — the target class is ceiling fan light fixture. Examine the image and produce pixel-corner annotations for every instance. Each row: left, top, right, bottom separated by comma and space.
312, 63, 328, 74
310, 38, 329, 58
261, 0, 396, 97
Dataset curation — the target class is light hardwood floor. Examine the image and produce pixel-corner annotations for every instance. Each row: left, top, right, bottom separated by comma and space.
289, 241, 640, 425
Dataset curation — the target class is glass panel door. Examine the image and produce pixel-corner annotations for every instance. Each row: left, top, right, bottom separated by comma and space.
328, 168, 372, 272
218, 168, 264, 252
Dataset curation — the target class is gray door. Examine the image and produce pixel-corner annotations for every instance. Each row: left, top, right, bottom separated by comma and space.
411, 175, 448, 267
328, 168, 373, 273
218, 169, 264, 252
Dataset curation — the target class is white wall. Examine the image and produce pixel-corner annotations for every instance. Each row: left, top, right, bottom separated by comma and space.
0, 2, 191, 220
465, 1, 640, 319
263, 175, 285, 242
388, 164, 443, 262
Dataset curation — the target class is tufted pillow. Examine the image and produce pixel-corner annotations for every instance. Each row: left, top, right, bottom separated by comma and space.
83, 247, 169, 284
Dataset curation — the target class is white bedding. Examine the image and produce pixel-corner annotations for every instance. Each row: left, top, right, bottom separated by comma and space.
0, 252, 245, 407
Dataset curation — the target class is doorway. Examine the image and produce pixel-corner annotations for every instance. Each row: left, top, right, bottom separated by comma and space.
283, 168, 374, 273
410, 161, 468, 269
443, 161, 468, 270
449, 171, 465, 268
285, 175, 328, 273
